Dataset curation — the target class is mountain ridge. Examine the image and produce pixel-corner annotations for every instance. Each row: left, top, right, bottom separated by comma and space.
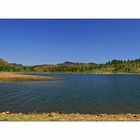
0, 57, 140, 73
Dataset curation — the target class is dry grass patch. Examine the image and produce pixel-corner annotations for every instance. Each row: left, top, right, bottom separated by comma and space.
0, 72, 62, 81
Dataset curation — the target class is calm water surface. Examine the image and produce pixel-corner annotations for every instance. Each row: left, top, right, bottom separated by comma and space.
0, 74, 140, 114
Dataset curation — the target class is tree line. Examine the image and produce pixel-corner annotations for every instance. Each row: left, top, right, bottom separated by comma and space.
0, 58, 140, 73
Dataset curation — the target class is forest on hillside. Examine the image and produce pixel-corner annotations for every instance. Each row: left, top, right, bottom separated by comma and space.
0, 58, 140, 73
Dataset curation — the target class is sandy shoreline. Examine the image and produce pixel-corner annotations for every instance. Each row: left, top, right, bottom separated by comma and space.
0, 112, 140, 121
0, 72, 62, 81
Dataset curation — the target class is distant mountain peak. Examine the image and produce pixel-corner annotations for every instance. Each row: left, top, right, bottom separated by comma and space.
58, 61, 75, 65
10, 63, 23, 67
88, 62, 97, 65
63, 61, 76, 65
58, 61, 97, 66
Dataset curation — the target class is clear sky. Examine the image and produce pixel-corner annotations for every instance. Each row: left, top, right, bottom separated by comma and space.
0, 19, 140, 65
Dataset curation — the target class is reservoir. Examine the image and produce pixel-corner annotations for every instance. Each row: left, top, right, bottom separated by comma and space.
0, 74, 140, 114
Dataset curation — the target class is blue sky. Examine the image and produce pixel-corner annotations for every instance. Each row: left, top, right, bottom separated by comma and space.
0, 19, 140, 65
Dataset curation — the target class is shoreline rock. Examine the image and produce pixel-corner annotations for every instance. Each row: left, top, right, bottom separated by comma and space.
0, 112, 140, 121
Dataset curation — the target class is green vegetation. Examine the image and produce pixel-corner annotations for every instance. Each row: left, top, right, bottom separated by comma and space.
1, 58, 140, 73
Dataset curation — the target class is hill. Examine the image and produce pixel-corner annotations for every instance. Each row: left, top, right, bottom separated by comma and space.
0, 58, 140, 73
0, 58, 24, 72
0, 58, 9, 65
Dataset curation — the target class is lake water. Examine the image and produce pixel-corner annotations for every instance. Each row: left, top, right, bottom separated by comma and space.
0, 74, 140, 114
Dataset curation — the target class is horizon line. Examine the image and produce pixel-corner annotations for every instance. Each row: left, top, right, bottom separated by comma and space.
1, 57, 140, 66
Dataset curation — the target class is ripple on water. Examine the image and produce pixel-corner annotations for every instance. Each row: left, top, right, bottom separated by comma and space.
0, 74, 140, 114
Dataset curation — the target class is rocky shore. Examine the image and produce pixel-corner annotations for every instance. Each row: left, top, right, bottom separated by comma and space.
0, 112, 140, 121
